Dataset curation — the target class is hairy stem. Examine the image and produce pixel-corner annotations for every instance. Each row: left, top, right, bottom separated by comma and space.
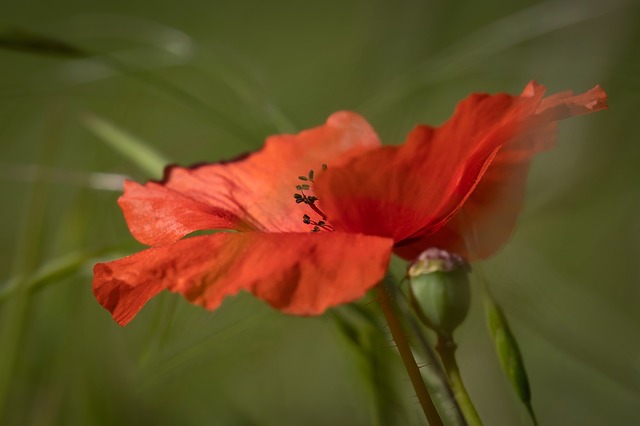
375, 282, 443, 425
436, 336, 483, 426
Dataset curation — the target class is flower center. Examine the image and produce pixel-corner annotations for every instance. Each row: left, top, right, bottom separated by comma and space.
292, 164, 334, 232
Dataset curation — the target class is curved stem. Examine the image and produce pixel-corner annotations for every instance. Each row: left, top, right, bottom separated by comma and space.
375, 283, 443, 426
436, 336, 483, 426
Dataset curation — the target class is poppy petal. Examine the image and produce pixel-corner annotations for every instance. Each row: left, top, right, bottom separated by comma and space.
395, 85, 608, 260
118, 180, 246, 247
119, 112, 381, 246
314, 83, 546, 244
535, 84, 607, 120
93, 231, 394, 326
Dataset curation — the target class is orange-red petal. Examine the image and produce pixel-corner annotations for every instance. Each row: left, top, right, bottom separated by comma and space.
119, 112, 381, 247
118, 180, 245, 247
93, 232, 394, 326
314, 82, 546, 244
395, 84, 608, 260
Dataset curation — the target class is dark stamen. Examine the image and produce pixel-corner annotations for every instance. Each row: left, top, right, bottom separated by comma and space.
292, 163, 333, 232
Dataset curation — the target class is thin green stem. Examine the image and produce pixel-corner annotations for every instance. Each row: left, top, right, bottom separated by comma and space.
375, 283, 443, 426
405, 314, 468, 425
436, 336, 483, 426
385, 267, 467, 425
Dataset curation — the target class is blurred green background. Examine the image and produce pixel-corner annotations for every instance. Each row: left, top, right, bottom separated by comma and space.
1, 0, 638, 424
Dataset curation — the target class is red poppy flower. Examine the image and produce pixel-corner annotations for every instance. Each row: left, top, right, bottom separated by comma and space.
93, 81, 607, 325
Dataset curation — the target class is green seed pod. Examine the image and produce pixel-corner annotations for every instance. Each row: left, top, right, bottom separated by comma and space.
407, 248, 471, 339
484, 295, 537, 425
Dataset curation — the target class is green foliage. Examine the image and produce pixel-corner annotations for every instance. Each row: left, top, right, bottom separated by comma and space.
484, 293, 537, 425
331, 304, 408, 426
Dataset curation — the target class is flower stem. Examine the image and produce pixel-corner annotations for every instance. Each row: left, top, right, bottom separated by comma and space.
374, 283, 443, 426
436, 336, 483, 426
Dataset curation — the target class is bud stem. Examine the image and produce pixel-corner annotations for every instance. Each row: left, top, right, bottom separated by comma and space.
436, 336, 483, 426
374, 282, 444, 426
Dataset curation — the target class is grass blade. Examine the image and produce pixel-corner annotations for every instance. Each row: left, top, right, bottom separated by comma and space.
0, 26, 87, 58
81, 112, 169, 178
0, 247, 119, 303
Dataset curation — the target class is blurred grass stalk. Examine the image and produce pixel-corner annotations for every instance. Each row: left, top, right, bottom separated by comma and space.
0, 163, 126, 191
359, 0, 628, 116
0, 248, 116, 303
0, 104, 62, 422
0, 25, 295, 143
331, 304, 410, 426
81, 112, 169, 178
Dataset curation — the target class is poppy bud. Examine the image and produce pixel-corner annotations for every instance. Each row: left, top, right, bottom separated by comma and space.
407, 248, 471, 338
